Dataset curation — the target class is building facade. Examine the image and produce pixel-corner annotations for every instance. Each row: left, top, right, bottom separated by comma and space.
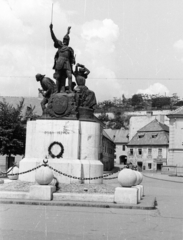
167, 106, 183, 166
101, 130, 115, 171
127, 119, 169, 171
104, 128, 129, 165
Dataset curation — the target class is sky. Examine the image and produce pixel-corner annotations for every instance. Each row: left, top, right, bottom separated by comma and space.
1, 0, 183, 102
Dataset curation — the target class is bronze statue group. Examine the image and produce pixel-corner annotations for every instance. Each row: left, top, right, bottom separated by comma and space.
36, 24, 96, 115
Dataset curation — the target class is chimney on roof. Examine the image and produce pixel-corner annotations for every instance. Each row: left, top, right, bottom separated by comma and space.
157, 114, 164, 123
146, 111, 153, 117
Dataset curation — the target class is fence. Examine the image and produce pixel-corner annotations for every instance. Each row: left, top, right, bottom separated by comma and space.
0, 160, 122, 181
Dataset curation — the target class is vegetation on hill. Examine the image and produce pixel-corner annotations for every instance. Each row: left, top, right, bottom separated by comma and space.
96, 93, 182, 129
96, 93, 182, 112
97, 109, 130, 129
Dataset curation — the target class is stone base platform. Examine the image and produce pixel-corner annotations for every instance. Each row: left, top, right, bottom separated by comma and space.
132, 185, 144, 200
29, 185, 56, 201
114, 187, 139, 204
19, 158, 103, 184
0, 191, 155, 210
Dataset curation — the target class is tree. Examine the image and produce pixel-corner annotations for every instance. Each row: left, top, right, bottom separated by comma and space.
98, 110, 130, 129
96, 100, 116, 111
97, 112, 110, 123
131, 94, 144, 108
152, 96, 171, 109
0, 98, 26, 167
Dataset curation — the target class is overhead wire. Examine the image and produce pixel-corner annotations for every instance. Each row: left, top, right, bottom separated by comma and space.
0, 76, 182, 80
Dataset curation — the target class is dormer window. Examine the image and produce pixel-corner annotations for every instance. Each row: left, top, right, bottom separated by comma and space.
152, 133, 158, 138
138, 133, 145, 139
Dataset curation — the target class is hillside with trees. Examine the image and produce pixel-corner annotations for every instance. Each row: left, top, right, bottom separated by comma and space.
95, 93, 182, 112
95, 93, 182, 129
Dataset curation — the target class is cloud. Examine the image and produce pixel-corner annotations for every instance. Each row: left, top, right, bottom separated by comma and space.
173, 39, 183, 50
75, 19, 123, 101
0, 2, 122, 101
86, 67, 125, 101
0, 0, 71, 96
136, 83, 170, 96
81, 19, 119, 41
81, 19, 119, 56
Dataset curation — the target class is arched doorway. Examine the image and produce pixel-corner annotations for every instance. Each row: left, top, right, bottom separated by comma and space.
137, 161, 143, 172
119, 155, 127, 165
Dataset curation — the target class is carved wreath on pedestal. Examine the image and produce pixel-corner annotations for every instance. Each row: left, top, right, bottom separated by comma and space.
48, 141, 64, 158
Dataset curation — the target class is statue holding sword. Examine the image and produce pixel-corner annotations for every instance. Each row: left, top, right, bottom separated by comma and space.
49, 23, 76, 93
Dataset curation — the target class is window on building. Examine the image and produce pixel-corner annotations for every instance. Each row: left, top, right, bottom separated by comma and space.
152, 133, 158, 138
158, 148, 162, 156
138, 133, 145, 139
138, 149, 142, 155
148, 148, 152, 156
130, 149, 133, 155
148, 163, 152, 169
122, 145, 126, 151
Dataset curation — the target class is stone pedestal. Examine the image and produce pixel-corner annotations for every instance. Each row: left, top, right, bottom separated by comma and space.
114, 187, 138, 204
19, 119, 103, 184
138, 185, 144, 198
132, 185, 144, 200
29, 185, 56, 200
132, 186, 141, 203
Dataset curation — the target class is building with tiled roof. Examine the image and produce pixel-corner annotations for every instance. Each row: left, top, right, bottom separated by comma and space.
102, 130, 115, 171
105, 128, 129, 164
167, 107, 183, 173
127, 119, 169, 171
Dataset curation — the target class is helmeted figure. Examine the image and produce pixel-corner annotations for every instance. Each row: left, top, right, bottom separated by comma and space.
35, 73, 56, 112
49, 24, 75, 93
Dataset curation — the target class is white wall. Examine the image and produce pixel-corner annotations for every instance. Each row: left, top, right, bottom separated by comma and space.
168, 118, 183, 166
115, 144, 128, 164
127, 146, 168, 170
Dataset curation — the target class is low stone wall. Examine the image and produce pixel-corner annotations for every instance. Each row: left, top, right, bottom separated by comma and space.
161, 166, 177, 175
161, 165, 183, 176
177, 167, 183, 177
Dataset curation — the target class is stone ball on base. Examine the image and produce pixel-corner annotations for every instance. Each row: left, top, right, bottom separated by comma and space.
118, 169, 137, 187
7, 166, 19, 180
35, 165, 54, 185
134, 171, 143, 185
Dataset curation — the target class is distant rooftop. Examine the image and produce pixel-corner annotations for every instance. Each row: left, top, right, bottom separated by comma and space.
167, 106, 183, 118
105, 128, 129, 143
103, 129, 114, 142
128, 119, 169, 146
138, 119, 169, 132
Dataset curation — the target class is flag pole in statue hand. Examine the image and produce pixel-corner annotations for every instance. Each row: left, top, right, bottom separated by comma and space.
51, 3, 53, 23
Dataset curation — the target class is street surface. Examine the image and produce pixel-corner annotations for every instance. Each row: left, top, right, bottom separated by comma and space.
0, 173, 183, 240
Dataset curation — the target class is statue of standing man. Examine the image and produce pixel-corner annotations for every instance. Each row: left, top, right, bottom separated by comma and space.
49, 24, 75, 93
